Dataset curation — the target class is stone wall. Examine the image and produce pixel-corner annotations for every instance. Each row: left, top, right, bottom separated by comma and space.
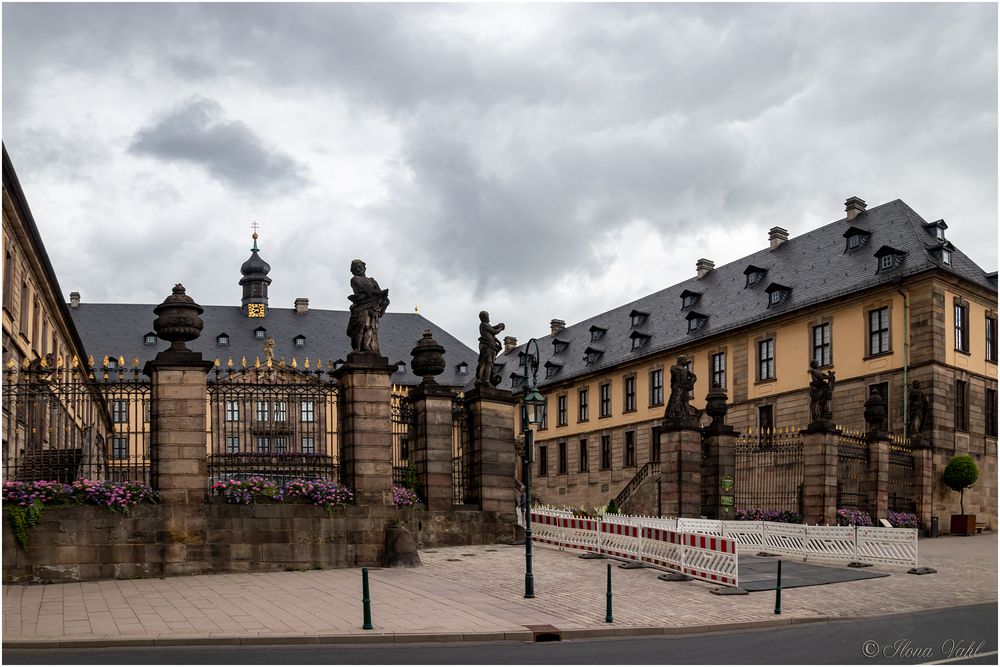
2, 501, 518, 585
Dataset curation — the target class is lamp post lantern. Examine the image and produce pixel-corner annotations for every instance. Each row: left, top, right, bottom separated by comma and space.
521, 337, 545, 599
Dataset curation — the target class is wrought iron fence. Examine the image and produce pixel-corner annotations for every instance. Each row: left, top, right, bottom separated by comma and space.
3, 355, 150, 484
207, 360, 339, 487
451, 393, 476, 504
734, 427, 804, 513
888, 437, 917, 512
836, 431, 871, 514
391, 385, 413, 486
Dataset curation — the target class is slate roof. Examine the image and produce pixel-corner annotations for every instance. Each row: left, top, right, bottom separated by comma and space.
499, 199, 997, 390
69, 303, 478, 387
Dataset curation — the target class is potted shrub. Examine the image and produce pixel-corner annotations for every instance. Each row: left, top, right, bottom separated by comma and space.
943, 455, 978, 535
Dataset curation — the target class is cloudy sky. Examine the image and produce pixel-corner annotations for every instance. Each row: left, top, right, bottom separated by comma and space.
3, 3, 997, 350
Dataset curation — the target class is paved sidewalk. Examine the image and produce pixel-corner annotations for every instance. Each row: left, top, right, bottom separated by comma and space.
3, 533, 996, 648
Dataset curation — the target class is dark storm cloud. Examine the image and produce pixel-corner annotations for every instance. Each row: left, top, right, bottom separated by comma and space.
128, 97, 307, 193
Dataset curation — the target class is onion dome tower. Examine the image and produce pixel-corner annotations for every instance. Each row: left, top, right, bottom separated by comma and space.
239, 224, 271, 318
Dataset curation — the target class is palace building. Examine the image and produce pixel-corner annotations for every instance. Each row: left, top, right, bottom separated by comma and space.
502, 197, 998, 530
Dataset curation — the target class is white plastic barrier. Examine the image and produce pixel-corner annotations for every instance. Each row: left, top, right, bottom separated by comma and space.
528, 509, 739, 587
856, 526, 918, 566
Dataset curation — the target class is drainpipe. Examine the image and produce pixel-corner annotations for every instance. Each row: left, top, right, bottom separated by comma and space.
897, 278, 910, 435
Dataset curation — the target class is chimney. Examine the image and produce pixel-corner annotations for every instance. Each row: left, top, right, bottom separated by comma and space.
769, 226, 789, 250
294, 297, 309, 314
69, 291, 80, 308
696, 258, 715, 279
845, 196, 867, 221
550, 319, 566, 335
503, 336, 518, 354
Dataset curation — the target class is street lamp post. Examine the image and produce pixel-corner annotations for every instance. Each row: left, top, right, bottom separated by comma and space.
521, 337, 545, 599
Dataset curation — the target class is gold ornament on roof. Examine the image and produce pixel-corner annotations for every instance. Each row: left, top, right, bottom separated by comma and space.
304, 357, 310, 370
291, 357, 298, 369
102, 355, 109, 367
71, 355, 79, 368
240, 355, 247, 368
87, 355, 95, 368
214, 358, 221, 368
254, 356, 261, 369
227, 356, 234, 369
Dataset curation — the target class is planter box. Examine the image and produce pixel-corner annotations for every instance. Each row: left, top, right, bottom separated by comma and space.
950, 514, 976, 536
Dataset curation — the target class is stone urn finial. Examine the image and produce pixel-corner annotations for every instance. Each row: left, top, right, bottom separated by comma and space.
703, 386, 735, 436
864, 387, 888, 439
153, 283, 204, 353
410, 329, 446, 385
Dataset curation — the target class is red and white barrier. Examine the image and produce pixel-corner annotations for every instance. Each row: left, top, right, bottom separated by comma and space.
528, 509, 740, 588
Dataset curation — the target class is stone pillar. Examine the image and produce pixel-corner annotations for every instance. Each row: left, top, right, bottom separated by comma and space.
868, 435, 891, 521
410, 384, 456, 511
333, 351, 396, 506
144, 284, 213, 577
912, 434, 936, 531
659, 426, 703, 518
801, 427, 839, 525
464, 386, 517, 512
701, 388, 738, 520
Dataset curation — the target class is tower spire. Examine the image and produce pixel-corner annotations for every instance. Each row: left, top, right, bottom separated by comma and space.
251, 221, 260, 251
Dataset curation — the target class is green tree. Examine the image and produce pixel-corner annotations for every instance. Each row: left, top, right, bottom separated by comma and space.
943, 455, 979, 515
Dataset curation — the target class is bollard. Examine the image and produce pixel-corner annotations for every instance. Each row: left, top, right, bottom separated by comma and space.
362, 567, 374, 630
774, 560, 782, 615
605, 563, 613, 623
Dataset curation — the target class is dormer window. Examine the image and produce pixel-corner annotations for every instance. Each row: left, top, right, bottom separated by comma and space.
843, 226, 872, 251
254, 326, 267, 340
629, 310, 648, 328
680, 290, 700, 309
630, 331, 651, 350
510, 373, 525, 390
685, 311, 708, 332
930, 243, 954, 266
294, 334, 306, 348
518, 352, 527, 367
544, 361, 562, 379
552, 339, 568, 355
584, 347, 603, 365
765, 283, 791, 307
874, 246, 905, 273
143, 332, 157, 346
395, 361, 406, 374
744, 265, 767, 287
589, 325, 606, 342
457, 361, 469, 375
216, 333, 230, 346
107, 357, 118, 369
925, 219, 948, 241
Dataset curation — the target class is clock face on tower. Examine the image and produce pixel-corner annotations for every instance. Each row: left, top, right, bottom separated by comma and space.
246, 303, 266, 318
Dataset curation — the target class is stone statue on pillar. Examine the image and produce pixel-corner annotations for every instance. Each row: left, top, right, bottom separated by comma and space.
907, 381, 928, 437
475, 311, 505, 387
665, 355, 699, 428
807, 360, 836, 430
347, 259, 390, 354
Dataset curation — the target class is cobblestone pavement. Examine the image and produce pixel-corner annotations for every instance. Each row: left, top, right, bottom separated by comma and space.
3, 533, 995, 646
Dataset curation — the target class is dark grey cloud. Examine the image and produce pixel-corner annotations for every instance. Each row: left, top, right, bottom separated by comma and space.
128, 96, 307, 193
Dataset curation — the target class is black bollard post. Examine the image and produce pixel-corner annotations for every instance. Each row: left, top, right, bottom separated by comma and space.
774, 560, 782, 615
605, 563, 613, 623
362, 567, 374, 630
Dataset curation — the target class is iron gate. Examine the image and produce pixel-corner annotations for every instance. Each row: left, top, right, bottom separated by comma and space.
734, 428, 804, 513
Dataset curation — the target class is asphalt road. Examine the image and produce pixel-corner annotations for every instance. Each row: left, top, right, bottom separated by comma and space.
4, 603, 996, 665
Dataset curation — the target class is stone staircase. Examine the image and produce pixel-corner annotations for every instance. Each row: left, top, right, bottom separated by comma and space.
613, 461, 660, 513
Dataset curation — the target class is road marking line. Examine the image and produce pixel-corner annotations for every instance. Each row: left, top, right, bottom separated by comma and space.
923, 650, 998, 665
